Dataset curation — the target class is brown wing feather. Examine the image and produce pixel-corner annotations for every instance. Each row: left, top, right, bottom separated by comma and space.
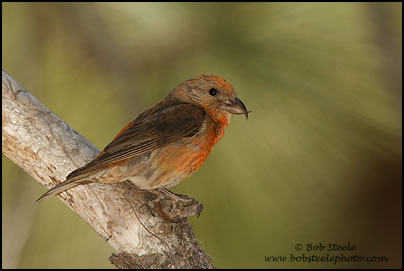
66, 102, 206, 180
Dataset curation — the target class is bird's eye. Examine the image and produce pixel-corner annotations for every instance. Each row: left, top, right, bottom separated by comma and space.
209, 88, 218, 96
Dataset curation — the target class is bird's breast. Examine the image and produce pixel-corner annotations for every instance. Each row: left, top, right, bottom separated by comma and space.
131, 118, 226, 190
157, 118, 224, 176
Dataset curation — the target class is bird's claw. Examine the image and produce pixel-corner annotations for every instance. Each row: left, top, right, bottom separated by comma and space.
144, 189, 203, 222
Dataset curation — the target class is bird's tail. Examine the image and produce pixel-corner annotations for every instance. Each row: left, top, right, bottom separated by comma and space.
35, 178, 86, 203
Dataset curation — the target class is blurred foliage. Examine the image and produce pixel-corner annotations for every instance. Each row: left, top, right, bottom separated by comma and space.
2, 2, 402, 269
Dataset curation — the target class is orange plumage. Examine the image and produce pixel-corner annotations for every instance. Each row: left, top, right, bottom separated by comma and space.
36, 74, 249, 202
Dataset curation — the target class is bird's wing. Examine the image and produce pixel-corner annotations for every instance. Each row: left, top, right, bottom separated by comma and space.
66, 102, 206, 180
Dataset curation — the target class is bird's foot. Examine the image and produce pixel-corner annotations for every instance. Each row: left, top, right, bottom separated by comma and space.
144, 188, 203, 222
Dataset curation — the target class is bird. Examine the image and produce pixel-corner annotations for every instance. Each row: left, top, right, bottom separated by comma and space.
36, 74, 249, 202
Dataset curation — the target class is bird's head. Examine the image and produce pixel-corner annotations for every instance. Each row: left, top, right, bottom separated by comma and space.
171, 74, 249, 126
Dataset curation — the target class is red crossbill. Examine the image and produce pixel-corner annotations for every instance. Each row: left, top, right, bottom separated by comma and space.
36, 74, 249, 202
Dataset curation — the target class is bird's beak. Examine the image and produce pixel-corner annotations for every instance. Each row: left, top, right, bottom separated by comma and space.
222, 97, 249, 119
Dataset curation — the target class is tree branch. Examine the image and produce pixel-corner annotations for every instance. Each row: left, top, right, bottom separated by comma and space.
2, 69, 213, 269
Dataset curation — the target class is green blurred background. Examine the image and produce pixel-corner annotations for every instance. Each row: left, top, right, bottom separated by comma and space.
2, 2, 402, 269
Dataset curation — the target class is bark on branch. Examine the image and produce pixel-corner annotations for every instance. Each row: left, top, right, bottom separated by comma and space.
2, 69, 213, 269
